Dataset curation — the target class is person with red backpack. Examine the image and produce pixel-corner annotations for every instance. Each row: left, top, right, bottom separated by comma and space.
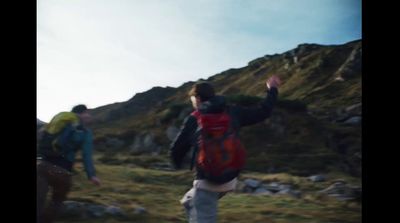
170, 75, 281, 223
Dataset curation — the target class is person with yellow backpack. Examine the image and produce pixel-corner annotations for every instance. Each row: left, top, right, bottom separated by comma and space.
37, 104, 101, 223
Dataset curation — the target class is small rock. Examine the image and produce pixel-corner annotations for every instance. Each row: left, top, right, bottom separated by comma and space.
86, 204, 106, 217
166, 126, 180, 141
308, 175, 326, 182
289, 190, 302, 199
264, 182, 281, 193
134, 206, 147, 214
335, 76, 345, 81
278, 184, 292, 190
235, 180, 246, 192
243, 186, 254, 193
343, 116, 361, 125
105, 205, 125, 216
254, 188, 273, 195
345, 103, 362, 113
243, 179, 261, 188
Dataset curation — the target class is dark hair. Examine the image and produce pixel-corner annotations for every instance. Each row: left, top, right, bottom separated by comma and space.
188, 82, 215, 101
71, 104, 88, 114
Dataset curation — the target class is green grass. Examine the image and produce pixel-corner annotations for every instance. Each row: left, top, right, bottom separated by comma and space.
54, 163, 361, 223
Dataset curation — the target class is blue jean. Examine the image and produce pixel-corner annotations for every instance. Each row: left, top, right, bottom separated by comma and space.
181, 188, 226, 223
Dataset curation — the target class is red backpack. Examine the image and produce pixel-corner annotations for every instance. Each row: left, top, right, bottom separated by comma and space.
192, 110, 246, 184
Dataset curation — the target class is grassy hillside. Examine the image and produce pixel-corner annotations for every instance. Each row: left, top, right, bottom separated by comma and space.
37, 39, 362, 223
85, 39, 361, 177
55, 162, 361, 223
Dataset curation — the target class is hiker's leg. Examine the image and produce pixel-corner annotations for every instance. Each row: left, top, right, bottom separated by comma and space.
180, 188, 196, 222
37, 163, 50, 223
193, 189, 219, 223
42, 165, 72, 223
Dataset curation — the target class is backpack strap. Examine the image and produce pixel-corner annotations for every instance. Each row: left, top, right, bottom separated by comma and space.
190, 110, 202, 170
225, 107, 240, 135
191, 110, 200, 121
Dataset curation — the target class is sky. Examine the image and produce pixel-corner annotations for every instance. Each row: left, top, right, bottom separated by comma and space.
37, 0, 361, 122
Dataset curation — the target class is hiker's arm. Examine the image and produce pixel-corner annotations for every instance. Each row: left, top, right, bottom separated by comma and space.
170, 115, 198, 169
235, 87, 278, 127
80, 129, 97, 180
235, 75, 280, 126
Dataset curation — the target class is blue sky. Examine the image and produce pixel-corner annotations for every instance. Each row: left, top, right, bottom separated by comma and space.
37, 0, 361, 122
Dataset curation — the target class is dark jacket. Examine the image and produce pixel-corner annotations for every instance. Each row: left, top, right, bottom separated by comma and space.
170, 87, 278, 179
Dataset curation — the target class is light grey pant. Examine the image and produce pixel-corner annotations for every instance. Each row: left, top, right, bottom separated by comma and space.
181, 188, 226, 223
